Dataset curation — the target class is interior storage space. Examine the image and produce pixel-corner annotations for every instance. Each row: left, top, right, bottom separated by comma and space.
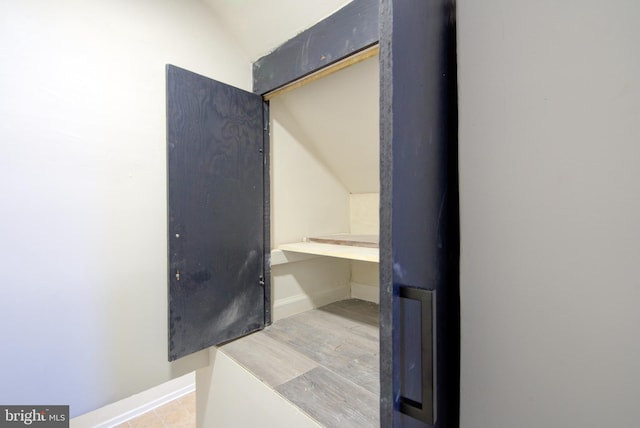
213, 54, 382, 426
220, 298, 380, 427
268, 54, 380, 321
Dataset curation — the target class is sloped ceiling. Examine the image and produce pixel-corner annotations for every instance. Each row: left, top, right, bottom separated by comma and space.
203, 0, 379, 194
273, 56, 379, 194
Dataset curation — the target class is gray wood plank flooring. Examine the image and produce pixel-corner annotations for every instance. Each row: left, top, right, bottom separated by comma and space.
276, 367, 379, 428
220, 331, 319, 387
220, 298, 380, 427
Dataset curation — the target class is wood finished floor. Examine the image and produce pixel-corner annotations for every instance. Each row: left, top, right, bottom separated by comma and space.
221, 298, 380, 428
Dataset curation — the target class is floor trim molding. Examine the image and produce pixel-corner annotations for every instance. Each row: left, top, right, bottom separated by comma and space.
70, 373, 195, 428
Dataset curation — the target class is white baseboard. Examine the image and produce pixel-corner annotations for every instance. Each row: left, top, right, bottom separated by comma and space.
70, 372, 195, 428
273, 285, 350, 321
350, 281, 379, 303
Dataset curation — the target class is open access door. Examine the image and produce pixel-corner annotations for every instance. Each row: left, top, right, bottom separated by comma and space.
166, 65, 268, 361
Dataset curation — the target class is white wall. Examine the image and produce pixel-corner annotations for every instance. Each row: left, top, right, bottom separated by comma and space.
269, 98, 353, 319
458, 1, 640, 426
270, 101, 351, 246
202, 0, 352, 61
274, 56, 379, 195
196, 349, 321, 428
349, 193, 379, 235
350, 193, 379, 303
0, 0, 250, 417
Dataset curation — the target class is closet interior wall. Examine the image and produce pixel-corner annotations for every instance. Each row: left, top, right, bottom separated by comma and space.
268, 55, 380, 321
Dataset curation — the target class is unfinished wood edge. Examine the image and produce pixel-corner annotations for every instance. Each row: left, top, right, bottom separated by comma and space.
263, 44, 379, 101
306, 234, 379, 249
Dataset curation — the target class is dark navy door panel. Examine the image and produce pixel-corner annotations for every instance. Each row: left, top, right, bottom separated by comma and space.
166, 64, 266, 361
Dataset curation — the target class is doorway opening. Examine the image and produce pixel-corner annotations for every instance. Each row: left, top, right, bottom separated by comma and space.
221, 52, 380, 427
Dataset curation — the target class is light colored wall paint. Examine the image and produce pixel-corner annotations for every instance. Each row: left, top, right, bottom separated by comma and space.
196, 349, 322, 428
202, 0, 352, 61
269, 58, 380, 312
272, 258, 350, 303
276, 56, 380, 194
270, 93, 352, 318
350, 193, 380, 235
0, 0, 250, 417
272, 258, 351, 321
350, 193, 379, 299
270, 100, 351, 246
269, 63, 380, 316
350, 261, 379, 304
70, 373, 194, 428
458, 1, 640, 426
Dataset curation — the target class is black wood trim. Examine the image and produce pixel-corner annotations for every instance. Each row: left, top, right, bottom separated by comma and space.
379, 1, 394, 426
252, 0, 379, 95
379, 0, 460, 426
263, 100, 272, 326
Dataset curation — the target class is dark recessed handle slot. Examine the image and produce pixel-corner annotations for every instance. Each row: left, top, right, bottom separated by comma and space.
399, 286, 436, 424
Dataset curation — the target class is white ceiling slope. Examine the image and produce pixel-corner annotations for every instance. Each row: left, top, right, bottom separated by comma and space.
202, 0, 353, 61
274, 55, 379, 194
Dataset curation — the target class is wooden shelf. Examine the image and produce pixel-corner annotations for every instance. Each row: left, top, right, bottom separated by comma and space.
306, 234, 378, 248
273, 234, 379, 265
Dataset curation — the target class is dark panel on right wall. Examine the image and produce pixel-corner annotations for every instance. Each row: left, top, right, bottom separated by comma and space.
379, 0, 460, 427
